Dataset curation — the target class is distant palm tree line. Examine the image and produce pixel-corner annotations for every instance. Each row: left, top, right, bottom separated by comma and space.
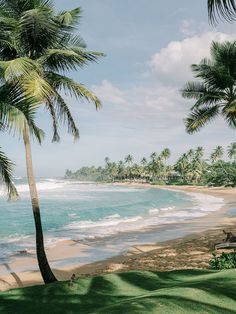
65, 143, 236, 187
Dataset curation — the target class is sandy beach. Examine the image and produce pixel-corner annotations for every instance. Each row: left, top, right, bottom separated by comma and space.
0, 184, 235, 292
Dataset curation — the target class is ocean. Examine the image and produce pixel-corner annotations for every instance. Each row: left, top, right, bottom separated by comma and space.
0, 178, 225, 266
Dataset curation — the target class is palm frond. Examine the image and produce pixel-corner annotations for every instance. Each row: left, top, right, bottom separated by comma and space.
22, 71, 54, 101
46, 72, 102, 109
19, 6, 58, 55
208, 0, 236, 24
40, 48, 103, 72
56, 7, 82, 27
185, 105, 220, 133
182, 82, 225, 108
222, 100, 236, 128
0, 148, 18, 200
52, 92, 79, 140
45, 99, 60, 142
0, 83, 44, 143
0, 57, 40, 81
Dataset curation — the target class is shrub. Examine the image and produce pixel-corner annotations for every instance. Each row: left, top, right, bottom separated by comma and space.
209, 251, 236, 270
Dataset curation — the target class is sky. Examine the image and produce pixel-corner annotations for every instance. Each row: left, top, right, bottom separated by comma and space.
1, 0, 236, 177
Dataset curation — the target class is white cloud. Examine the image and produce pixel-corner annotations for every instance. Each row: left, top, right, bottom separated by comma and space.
92, 80, 188, 127
92, 80, 127, 105
149, 31, 235, 83
179, 19, 208, 36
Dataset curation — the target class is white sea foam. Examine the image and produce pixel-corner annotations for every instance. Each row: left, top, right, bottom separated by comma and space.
186, 192, 224, 212
16, 181, 66, 193
159, 210, 206, 218
68, 213, 79, 219
149, 206, 175, 215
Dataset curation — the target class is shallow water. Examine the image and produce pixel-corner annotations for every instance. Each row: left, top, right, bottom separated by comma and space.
0, 178, 225, 264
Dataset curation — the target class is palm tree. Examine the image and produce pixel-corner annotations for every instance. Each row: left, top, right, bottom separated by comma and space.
227, 142, 236, 161
208, 0, 236, 24
159, 148, 171, 180
174, 153, 190, 182
160, 148, 171, 161
195, 147, 204, 159
182, 41, 236, 134
210, 146, 224, 163
0, 1, 102, 283
124, 154, 134, 180
125, 154, 134, 165
141, 157, 147, 166
117, 160, 125, 181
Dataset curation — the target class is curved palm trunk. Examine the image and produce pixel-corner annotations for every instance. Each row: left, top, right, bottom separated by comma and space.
23, 126, 57, 284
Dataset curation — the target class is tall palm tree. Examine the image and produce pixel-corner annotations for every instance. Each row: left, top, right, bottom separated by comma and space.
160, 148, 171, 180
174, 153, 190, 182
210, 146, 224, 163
227, 142, 236, 161
182, 41, 236, 134
124, 154, 134, 180
195, 146, 204, 159
160, 148, 171, 161
208, 0, 236, 24
0, 0, 102, 283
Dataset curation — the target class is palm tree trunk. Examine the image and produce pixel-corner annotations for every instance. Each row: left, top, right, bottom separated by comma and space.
23, 126, 57, 284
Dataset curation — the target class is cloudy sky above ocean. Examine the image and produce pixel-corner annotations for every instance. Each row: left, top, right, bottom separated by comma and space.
1, 0, 235, 176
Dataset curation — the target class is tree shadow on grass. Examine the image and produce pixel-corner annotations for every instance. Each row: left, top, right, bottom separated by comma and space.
0, 269, 236, 314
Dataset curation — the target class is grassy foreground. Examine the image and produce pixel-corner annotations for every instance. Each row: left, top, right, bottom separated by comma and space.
1, 269, 236, 314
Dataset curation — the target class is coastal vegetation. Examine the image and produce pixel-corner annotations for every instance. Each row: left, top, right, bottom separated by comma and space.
0, 0, 102, 283
0, 269, 236, 313
65, 143, 236, 187
210, 251, 236, 269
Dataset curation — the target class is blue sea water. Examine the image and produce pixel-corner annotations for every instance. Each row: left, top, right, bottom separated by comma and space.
0, 178, 225, 265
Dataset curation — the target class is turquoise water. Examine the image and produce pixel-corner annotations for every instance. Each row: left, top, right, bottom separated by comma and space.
0, 179, 225, 264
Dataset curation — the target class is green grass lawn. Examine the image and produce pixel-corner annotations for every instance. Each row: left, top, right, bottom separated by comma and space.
1, 269, 236, 314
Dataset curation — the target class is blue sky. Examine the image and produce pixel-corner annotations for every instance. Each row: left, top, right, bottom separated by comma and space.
1, 0, 236, 177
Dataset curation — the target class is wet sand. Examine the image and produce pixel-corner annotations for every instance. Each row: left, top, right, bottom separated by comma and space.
0, 185, 235, 292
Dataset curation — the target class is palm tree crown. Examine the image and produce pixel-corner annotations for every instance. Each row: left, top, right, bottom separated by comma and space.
227, 142, 236, 161
208, 0, 236, 24
182, 41, 236, 134
0, 0, 102, 141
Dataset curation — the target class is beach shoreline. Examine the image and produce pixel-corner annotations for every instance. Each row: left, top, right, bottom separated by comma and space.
0, 184, 235, 292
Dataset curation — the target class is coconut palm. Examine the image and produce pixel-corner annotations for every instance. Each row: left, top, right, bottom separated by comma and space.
174, 153, 190, 182
195, 147, 204, 159
0, 0, 102, 283
124, 154, 134, 165
117, 160, 125, 181
210, 146, 224, 163
182, 41, 236, 134
160, 148, 171, 161
208, 0, 236, 24
124, 154, 134, 180
227, 142, 236, 161
141, 157, 147, 166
